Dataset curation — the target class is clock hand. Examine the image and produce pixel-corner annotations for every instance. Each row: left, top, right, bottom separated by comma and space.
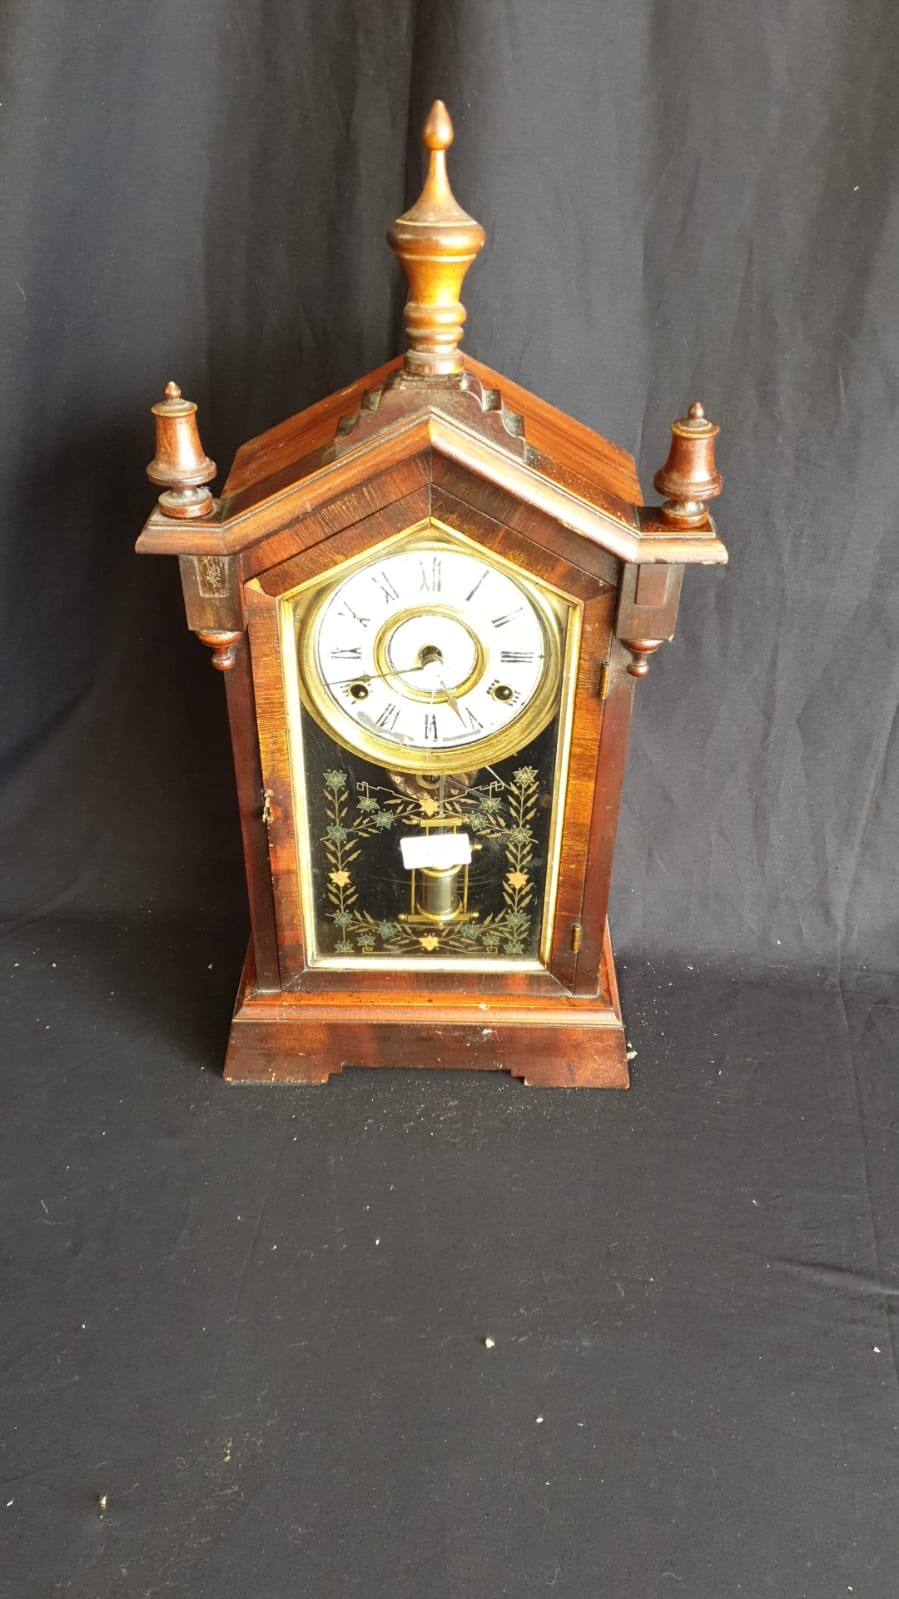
439, 676, 466, 725
325, 661, 431, 689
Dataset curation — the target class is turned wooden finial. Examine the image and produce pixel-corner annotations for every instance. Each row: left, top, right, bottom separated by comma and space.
147, 381, 217, 519
197, 629, 242, 671
654, 401, 723, 526
387, 100, 486, 377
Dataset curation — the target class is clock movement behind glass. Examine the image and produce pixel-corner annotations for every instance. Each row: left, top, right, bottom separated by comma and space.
137, 100, 727, 1087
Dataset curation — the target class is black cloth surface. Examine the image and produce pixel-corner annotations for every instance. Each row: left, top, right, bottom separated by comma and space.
4, 920, 898, 1596
2, 2, 898, 1594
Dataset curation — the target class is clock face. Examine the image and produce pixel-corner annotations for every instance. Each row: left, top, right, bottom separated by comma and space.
300, 537, 563, 772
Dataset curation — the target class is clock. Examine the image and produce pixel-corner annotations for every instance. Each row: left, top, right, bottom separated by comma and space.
296, 530, 564, 773
137, 99, 727, 1087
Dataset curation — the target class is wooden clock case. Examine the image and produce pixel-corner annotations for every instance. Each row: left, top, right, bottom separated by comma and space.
137, 102, 727, 1088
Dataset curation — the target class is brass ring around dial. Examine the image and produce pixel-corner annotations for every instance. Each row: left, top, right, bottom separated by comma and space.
292, 530, 568, 774
372, 607, 486, 702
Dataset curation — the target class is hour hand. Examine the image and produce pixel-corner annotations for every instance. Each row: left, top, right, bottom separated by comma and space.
439, 677, 466, 724
326, 661, 427, 689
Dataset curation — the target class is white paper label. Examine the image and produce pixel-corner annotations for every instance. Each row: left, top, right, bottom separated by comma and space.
399, 832, 472, 871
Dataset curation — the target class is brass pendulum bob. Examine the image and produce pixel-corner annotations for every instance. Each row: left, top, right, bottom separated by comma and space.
416, 864, 463, 922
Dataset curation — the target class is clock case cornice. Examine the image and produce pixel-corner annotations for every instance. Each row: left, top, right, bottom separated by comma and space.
136, 352, 727, 570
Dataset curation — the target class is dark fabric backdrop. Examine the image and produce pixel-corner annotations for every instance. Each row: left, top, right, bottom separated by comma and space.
3, 0, 897, 973
3, 5, 898, 1597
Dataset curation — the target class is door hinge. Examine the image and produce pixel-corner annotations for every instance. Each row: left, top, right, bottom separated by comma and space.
261, 790, 274, 826
598, 659, 611, 701
570, 922, 582, 954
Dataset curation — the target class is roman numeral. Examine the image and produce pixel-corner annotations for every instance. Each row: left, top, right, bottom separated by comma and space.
423, 713, 439, 741
491, 608, 524, 629
463, 707, 483, 732
338, 602, 370, 628
419, 557, 442, 593
330, 646, 362, 659
465, 568, 489, 602
372, 570, 399, 603
376, 703, 400, 731
500, 649, 536, 663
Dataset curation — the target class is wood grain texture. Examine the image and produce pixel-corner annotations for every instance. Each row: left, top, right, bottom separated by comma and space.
223, 636, 281, 990
548, 589, 619, 994
388, 101, 485, 376
146, 381, 216, 520
429, 479, 619, 592
244, 591, 307, 981
197, 630, 242, 671
461, 356, 641, 504
223, 921, 628, 1088
569, 640, 636, 995
654, 401, 723, 525
178, 554, 243, 633
223, 357, 403, 496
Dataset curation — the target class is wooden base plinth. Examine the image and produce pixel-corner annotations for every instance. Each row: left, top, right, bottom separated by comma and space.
223, 921, 628, 1089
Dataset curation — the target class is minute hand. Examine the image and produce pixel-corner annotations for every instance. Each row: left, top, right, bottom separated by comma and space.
325, 661, 431, 689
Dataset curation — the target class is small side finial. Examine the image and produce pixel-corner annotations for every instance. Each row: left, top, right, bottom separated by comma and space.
147, 382, 217, 519
388, 100, 486, 377
653, 401, 723, 526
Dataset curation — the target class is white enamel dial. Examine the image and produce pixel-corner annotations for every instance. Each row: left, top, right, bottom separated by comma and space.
300, 538, 563, 771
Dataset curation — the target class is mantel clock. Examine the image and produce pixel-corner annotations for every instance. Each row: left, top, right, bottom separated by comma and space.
137, 102, 727, 1087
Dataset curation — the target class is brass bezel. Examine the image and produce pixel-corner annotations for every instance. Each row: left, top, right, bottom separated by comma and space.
291, 524, 566, 775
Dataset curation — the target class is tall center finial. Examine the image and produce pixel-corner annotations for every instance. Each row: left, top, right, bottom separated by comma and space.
388, 100, 486, 377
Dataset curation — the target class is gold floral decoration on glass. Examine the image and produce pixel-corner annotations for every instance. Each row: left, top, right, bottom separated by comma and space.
319, 765, 544, 957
